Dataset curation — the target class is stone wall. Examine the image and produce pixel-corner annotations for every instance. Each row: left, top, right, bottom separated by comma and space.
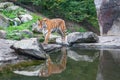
94, 0, 120, 36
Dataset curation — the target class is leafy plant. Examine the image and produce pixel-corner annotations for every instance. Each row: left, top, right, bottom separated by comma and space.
1, 8, 26, 19
15, 0, 99, 32
5, 13, 42, 40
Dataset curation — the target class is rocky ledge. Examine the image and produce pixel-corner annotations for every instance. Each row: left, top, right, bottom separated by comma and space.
0, 38, 62, 66
73, 36, 120, 50
1, 32, 120, 66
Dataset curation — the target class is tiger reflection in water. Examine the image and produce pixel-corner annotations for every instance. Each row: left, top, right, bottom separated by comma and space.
13, 47, 67, 77
39, 47, 67, 77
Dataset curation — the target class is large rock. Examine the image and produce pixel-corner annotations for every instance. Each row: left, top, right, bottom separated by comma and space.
56, 36, 68, 45
73, 36, 120, 50
0, 39, 40, 66
0, 14, 9, 28
11, 38, 46, 59
67, 32, 99, 45
0, 30, 6, 39
19, 14, 33, 23
6, 5, 19, 11
94, 0, 120, 36
0, 39, 17, 62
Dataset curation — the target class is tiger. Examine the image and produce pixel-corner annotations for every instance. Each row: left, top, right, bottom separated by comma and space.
38, 18, 67, 44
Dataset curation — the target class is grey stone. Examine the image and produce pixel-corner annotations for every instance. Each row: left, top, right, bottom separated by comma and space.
0, 39, 17, 62
47, 34, 61, 43
6, 5, 19, 11
0, 39, 37, 66
42, 44, 62, 53
73, 36, 120, 50
11, 38, 46, 59
94, 0, 120, 36
56, 36, 68, 45
0, 14, 9, 28
19, 14, 33, 23
67, 32, 99, 45
0, 30, 6, 39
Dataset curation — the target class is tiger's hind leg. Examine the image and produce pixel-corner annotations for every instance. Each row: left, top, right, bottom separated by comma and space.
57, 28, 66, 43
60, 23, 66, 43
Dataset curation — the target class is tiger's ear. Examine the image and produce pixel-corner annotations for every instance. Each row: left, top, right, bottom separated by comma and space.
43, 18, 48, 22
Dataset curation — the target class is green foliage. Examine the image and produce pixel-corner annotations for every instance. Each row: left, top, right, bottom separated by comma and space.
1, 5, 43, 40
5, 13, 42, 40
1, 8, 26, 19
17, 0, 98, 29
6, 22, 31, 40
21, 0, 96, 22
12, 0, 99, 34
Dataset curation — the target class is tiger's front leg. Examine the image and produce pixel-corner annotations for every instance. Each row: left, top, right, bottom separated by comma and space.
43, 31, 51, 44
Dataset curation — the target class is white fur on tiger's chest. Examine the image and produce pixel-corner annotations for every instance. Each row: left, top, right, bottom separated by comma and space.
42, 28, 48, 36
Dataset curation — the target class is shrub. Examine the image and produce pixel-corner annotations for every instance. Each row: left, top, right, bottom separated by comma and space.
5, 13, 42, 40
17, 0, 98, 30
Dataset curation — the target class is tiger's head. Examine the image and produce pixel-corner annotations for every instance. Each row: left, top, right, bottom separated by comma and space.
38, 18, 48, 29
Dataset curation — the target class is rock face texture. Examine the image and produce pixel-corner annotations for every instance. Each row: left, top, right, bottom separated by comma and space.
0, 14, 9, 28
67, 32, 99, 45
11, 38, 46, 59
56, 32, 98, 45
42, 44, 62, 53
0, 30, 6, 39
94, 0, 120, 36
19, 14, 33, 23
0, 39, 17, 62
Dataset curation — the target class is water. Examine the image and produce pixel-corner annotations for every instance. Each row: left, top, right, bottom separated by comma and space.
0, 47, 120, 80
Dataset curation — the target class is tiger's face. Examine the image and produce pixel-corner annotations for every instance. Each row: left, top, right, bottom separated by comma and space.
38, 18, 48, 29
38, 19, 48, 36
